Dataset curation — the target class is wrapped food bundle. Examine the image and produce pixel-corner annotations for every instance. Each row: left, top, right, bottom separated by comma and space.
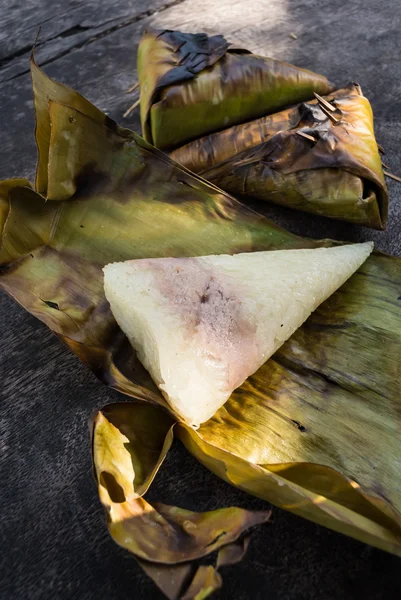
137, 30, 388, 229
138, 29, 334, 150
170, 85, 388, 228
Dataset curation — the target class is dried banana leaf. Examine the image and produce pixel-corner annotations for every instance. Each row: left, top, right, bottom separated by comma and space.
138, 29, 334, 150
92, 402, 268, 599
170, 84, 388, 229
1, 62, 401, 598
2, 58, 316, 407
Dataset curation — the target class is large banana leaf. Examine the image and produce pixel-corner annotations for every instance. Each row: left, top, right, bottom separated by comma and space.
1, 62, 401, 598
170, 84, 388, 229
138, 29, 334, 150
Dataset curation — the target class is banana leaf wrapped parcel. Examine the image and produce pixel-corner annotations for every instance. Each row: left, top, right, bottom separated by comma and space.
1, 60, 401, 598
137, 29, 388, 229
137, 29, 334, 150
170, 84, 388, 228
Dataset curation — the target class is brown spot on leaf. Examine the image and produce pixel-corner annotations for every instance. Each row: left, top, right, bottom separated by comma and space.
73, 162, 111, 199
292, 420, 306, 432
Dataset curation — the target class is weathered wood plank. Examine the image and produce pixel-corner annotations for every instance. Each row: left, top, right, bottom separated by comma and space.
0, 0, 186, 82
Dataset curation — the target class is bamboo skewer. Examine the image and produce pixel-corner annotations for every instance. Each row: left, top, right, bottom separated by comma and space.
314, 92, 336, 112
126, 82, 139, 94
123, 99, 141, 118
319, 103, 340, 123
384, 170, 401, 183
296, 131, 317, 143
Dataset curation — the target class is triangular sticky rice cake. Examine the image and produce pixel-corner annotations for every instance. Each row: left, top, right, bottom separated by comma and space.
104, 242, 373, 427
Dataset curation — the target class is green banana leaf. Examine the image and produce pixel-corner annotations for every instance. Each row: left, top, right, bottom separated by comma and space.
1, 61, 401, 598
137, 29, 334, 150
170, 84, 388, 229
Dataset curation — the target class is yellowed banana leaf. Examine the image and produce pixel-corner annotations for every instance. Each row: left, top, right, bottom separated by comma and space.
1, 60, 401, 598
170, 84, 388, 229
92, 403, 269, 599
137, 29, 334, 150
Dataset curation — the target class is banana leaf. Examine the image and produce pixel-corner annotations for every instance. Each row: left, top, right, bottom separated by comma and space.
1, 61, 401, 598
170, 84, 388, 229
92, 403, 269, 599
137, 29, 334, 150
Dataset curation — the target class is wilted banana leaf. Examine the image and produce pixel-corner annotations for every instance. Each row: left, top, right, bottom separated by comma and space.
1, 57, 322, 404
170, 84, 388, 229
137, 29, 334, 150
1, 61, 401, 598
92, 402, 269, 599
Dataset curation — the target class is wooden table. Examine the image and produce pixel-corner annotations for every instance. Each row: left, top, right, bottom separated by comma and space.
1, 1, 400, 598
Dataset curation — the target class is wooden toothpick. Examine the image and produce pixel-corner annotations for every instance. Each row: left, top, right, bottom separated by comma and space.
123, 99, 140, 118
126, 82, 139, 94
296, 131, 316, 143
319, 103, 340, 124
314, 92, 336, 112
384, 170, 401, 184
